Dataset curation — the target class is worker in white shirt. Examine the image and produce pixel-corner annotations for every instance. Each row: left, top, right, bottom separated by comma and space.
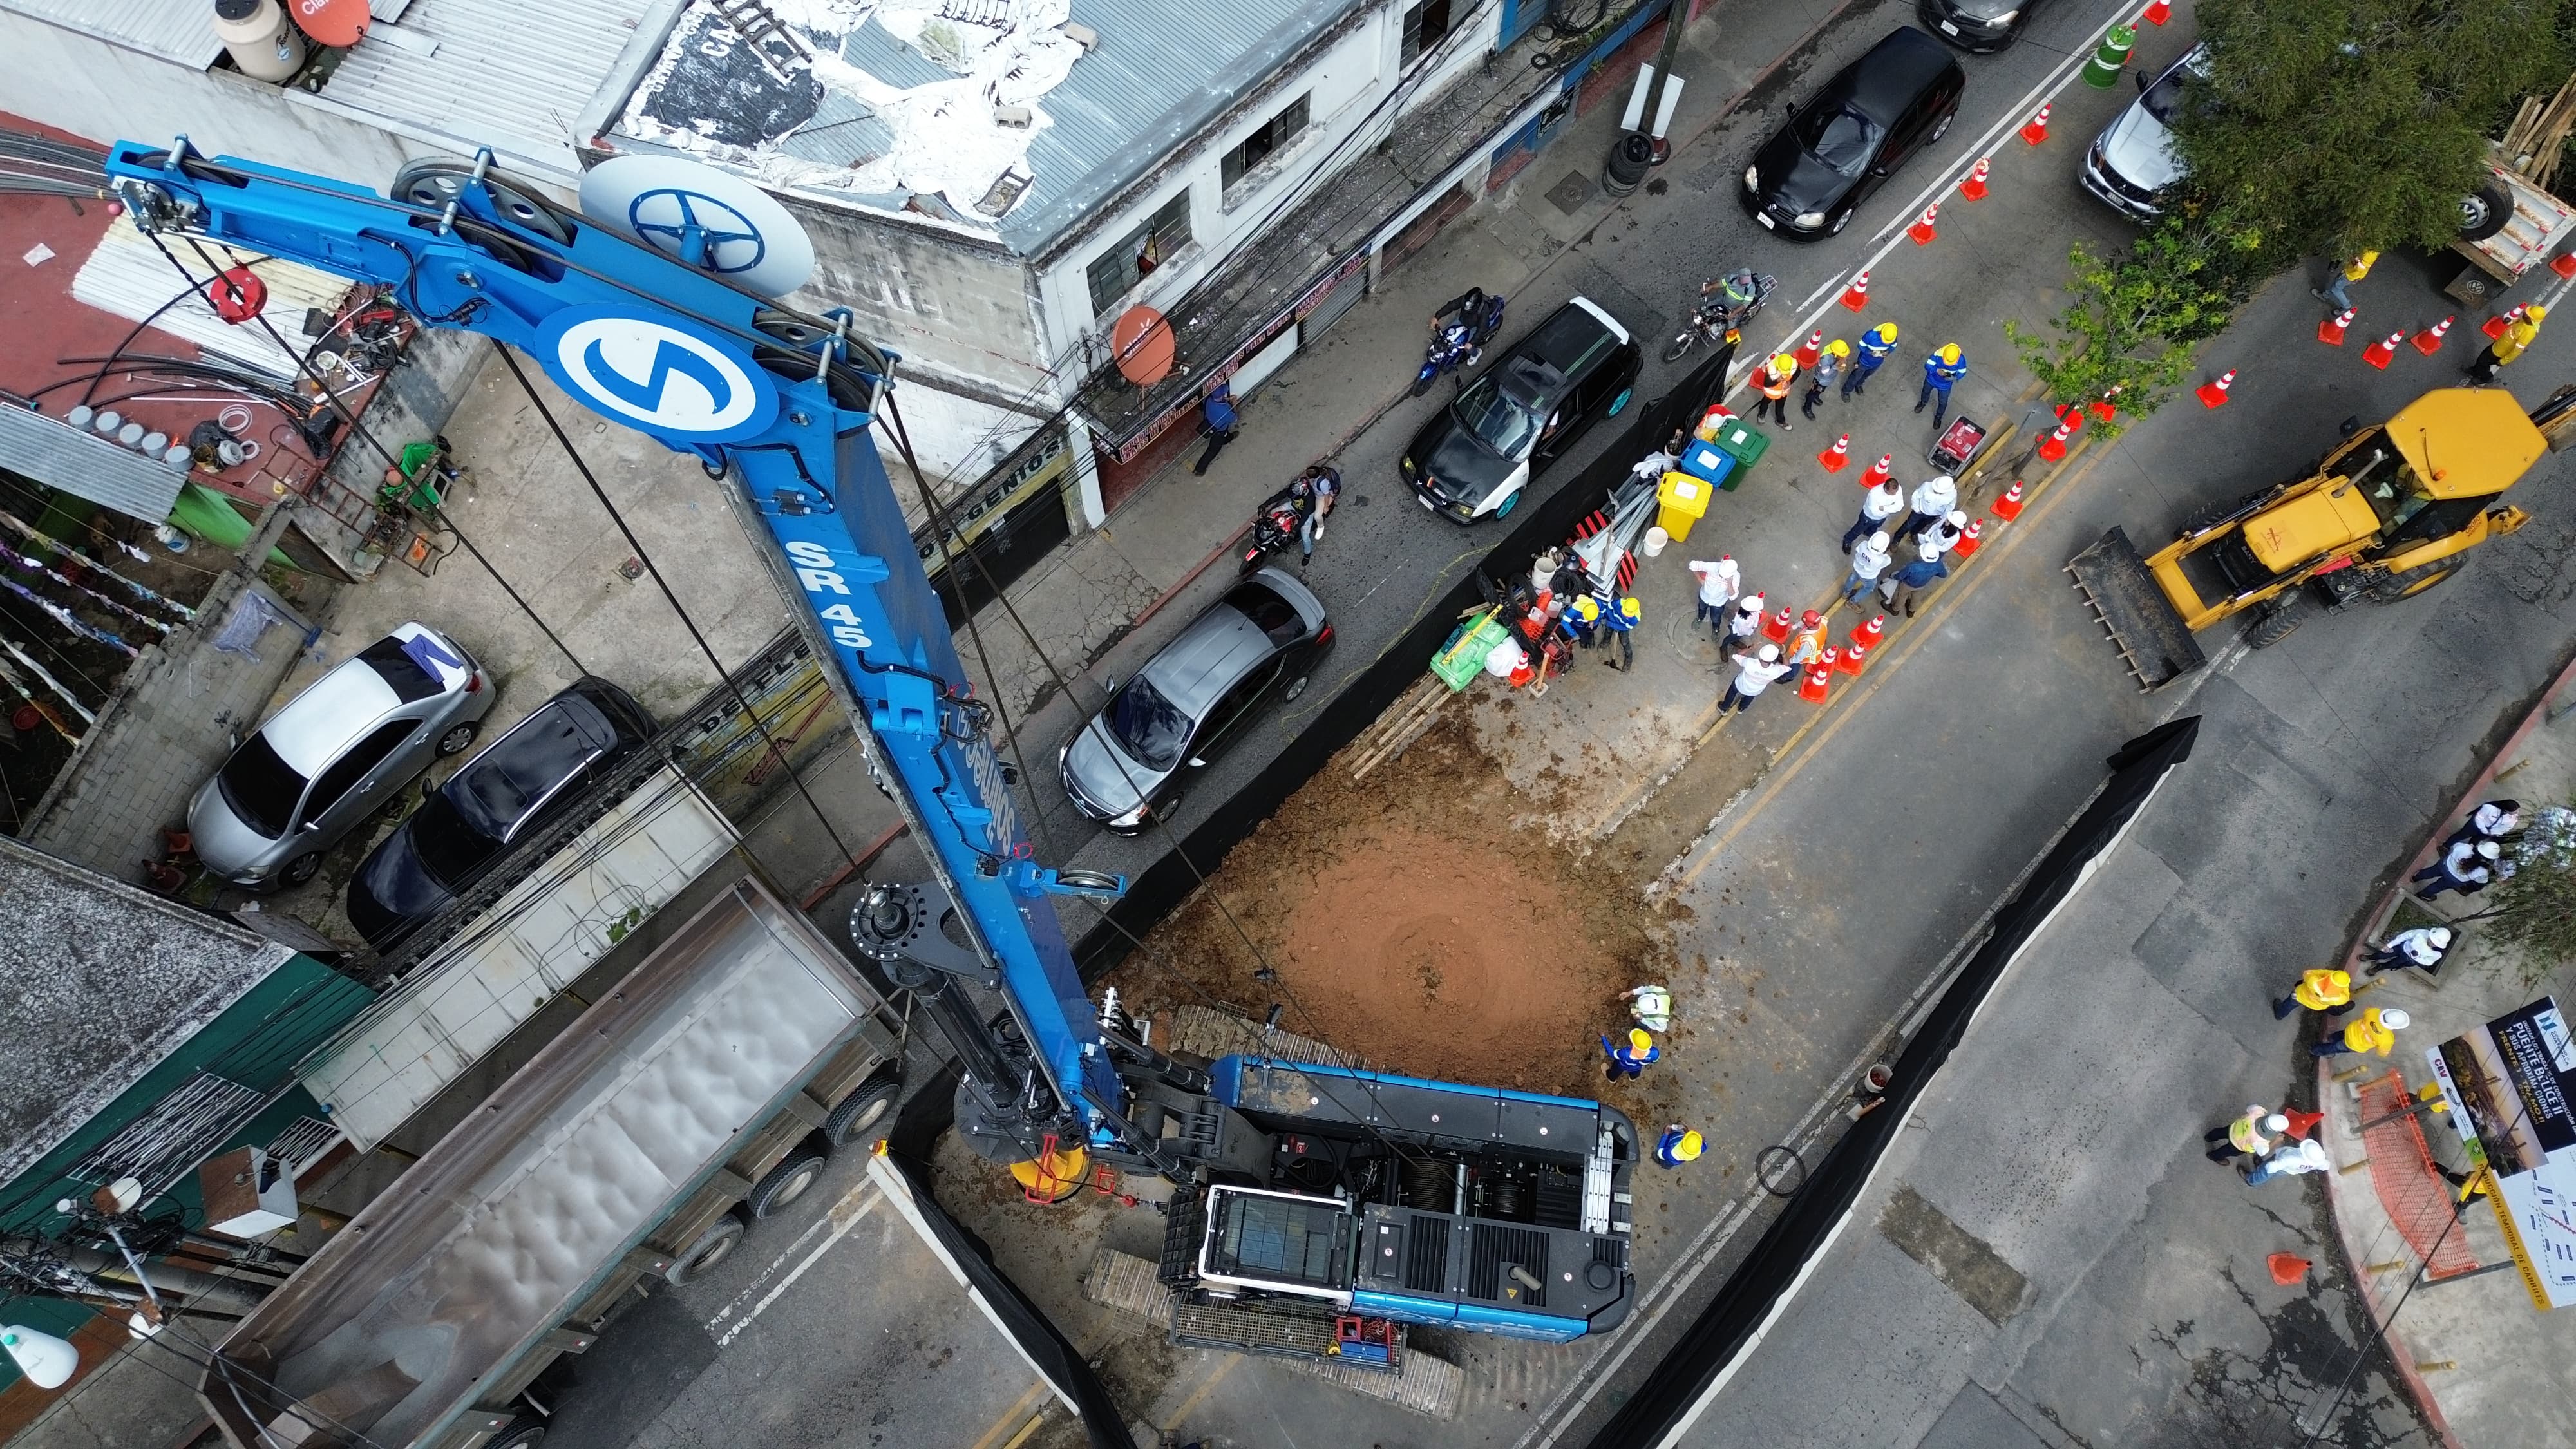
1893, 475, 1958, 545
1841, 477, 1908, 553
1842, 531, 1893, 603
2242, 1137, 2331, 1186
1923, 509, 1968, 555
2413, 838, 2500, 900
1687, 556, 1741, 630
2365, 925, 2454, 976
1728, 593, 1766, 651
2444, 799, 2522, 853
1720, 643, 1791, 715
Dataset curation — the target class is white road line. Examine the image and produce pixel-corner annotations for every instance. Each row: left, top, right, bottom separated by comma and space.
704, 1209, 837, 1329
1796, 270, 1851, 310
1725, 0, 2157, 401
709, 1182, 885, 1349
1522, 12, 2183, 1443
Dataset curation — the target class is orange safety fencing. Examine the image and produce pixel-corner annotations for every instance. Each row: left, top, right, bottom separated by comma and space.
2357, 1070, 2481, 1281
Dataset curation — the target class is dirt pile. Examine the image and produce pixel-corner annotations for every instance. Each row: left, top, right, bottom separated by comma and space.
1112, 714, 1677, 1096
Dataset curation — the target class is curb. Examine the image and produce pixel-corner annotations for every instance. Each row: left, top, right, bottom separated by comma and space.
2315, 1056, 2466, 1449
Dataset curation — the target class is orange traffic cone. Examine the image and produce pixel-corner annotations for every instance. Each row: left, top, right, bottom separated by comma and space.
2318, 307, 2354, 346
2266, 1253, 2311, 1287
1763, 606, 1793, 644
2554, 251, 2576, 279
1993, 482, 2025, 520
1853, 614, 1888, 650
1797, 662, 1832, 703
2020, 104, 2051, 146
2058, 402, 2086, 435
1960, 157, 1991, 201
2037, 419, 2074, 462
1907, 203, 1940, 245
2410, 316, 2454, 354
2195, 370, 2235, 408
2091, 386, 2122, 422
1839, 270, 1870, 311
2143, 0, 2170, 21
1837, 638, 1868, 676
2280, 1108, 2324, 1141
1817, 433, 1852, 471
2362, 329, 2403, 368
1953, 518, 1984, 559
1857, 453, 1893, 490
1794, 330, 1824, 371
2483, 305, 2526, 340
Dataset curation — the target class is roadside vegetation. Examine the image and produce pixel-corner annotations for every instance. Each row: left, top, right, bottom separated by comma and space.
2011, 0, 2571, 429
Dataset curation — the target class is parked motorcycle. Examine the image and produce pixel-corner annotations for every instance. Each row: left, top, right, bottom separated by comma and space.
1412, 290, 1508, 397
1663, 269, 1776, 363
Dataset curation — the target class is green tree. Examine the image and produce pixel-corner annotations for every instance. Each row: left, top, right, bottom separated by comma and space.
2176, 0, 2566, 258
2470, 804, 2576, 985
2003, 208, 2271, 436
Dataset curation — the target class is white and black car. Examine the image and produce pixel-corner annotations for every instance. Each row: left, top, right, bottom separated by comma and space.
1401, 297, 1640, 524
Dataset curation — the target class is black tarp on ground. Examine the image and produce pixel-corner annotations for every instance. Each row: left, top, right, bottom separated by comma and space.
1584, 717, 2201, 1449
1072, 340, 1739, 977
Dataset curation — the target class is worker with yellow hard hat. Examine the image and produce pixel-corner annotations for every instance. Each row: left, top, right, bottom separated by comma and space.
1655, 1124, 1703, 1167
1803, 338, 1850, 419
1753, 352, 1800, 429
1602, 1026, 1660, 1081
2316, 250, 2378, 313
2469, 303, 2546, 384
1917, 342, 1967, 428
1847, 321, 1898, 397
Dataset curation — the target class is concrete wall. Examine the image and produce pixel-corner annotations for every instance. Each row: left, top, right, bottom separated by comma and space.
0, 10, 440, 187
782, 194, 1055, 405
23, 508, 317, 880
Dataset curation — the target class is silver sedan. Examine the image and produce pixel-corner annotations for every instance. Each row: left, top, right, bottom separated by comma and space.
187, 622, 493, 888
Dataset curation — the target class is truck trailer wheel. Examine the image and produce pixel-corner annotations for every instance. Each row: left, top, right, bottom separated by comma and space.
2244, 596, 2305, 649
824, 1072, 902, 1148
487, 1419, 546, 1449
744, 1145, 829, 1218
663, 1214, 745, 1286
2459, 182, 2512, 242
2371, 560, 2461, 603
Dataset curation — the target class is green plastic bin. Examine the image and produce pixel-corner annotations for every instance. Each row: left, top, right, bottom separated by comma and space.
1707, 419, 1770, 486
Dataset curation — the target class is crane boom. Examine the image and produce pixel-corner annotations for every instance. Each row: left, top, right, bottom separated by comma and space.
99, 138, 1126, 1159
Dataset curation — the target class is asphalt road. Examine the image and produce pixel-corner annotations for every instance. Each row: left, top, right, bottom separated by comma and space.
521, 0, 2576, 1444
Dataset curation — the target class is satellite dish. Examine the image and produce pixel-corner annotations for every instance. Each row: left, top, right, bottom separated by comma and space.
286, 0, 370, 48
580, 155, 817, 298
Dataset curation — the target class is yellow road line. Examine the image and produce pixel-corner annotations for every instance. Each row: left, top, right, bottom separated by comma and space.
1158, 1354, 1243, 1434
1678, 443, 2110, 886
1001, 1413, 1046, 1449
968, 1381, 1055, 1449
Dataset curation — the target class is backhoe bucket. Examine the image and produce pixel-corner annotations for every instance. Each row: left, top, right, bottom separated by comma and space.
2067, 527, 2205, 690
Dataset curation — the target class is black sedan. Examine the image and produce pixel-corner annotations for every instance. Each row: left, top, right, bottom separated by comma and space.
1741, 26, 1966, 240
1917, 0, 2049, 53
346, 677, 656, 949
1401, 296, 1640, 524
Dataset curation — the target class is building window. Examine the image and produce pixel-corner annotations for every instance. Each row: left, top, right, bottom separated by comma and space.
1222, 93, 1312, 193
1086, 189, 1195, 316
1400, 0, 1456, 66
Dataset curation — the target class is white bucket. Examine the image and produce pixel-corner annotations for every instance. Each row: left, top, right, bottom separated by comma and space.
1642, 526, 1670, 558
1484, 636, 1526, 677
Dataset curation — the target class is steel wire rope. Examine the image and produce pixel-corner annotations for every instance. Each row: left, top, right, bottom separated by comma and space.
880, 395, 1448, 1175
148, 231, 589, 677
486, 343, 859, 869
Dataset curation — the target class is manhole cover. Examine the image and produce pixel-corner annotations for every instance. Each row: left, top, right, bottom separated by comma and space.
1546, 170, 1595, 215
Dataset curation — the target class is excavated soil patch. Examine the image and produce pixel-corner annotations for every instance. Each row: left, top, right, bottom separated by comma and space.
1112, 714, 1676, 1095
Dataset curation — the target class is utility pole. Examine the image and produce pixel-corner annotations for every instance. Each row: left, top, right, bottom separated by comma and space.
1604, 0, 1689, 196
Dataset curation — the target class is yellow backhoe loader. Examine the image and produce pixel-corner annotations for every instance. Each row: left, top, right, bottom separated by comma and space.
2069, 386, 2576, 688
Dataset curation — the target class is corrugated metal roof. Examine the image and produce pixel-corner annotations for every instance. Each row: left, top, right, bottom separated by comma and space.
1, 0, 413, 68
0, 404, 188, 523
0, 833, 290, 1187
838, 15, 949, 89
997, 0, 1370, 252
319, 0, 661, 175
777, 92, 895, 167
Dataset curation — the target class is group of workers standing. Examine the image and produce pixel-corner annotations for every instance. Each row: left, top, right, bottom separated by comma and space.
1746, 323, 1970, 432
